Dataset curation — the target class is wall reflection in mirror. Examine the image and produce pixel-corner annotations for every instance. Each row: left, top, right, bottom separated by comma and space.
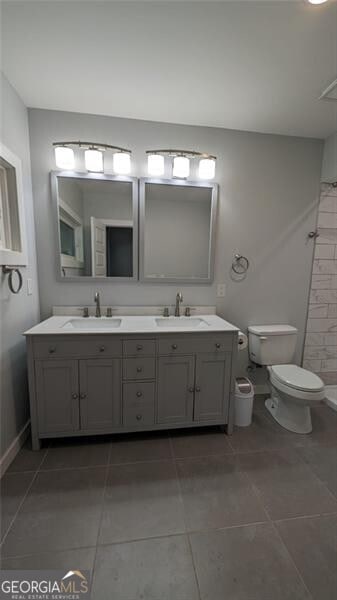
53, 174, 138, 279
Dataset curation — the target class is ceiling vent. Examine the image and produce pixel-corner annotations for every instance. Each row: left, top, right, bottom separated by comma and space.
319, 78, 337, 102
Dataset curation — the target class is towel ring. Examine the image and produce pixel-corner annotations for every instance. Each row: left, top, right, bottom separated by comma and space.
2, 266, 23, 294
232, 254, 250, 275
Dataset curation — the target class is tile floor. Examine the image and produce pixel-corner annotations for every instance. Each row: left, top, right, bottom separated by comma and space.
1, 398, 336, 600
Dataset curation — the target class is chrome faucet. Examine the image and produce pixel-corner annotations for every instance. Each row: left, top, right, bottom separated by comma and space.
175, 292, 183, 317
94, 292, 101, 318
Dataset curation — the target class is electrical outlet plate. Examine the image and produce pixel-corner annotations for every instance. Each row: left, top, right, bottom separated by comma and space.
217, 283, 226, 298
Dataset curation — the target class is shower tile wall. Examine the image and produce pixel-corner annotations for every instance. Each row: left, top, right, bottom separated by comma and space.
304, 184, 337, 385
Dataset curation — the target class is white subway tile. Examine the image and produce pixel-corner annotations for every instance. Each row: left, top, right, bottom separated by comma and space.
305, 332, 337, 346
310, 290, 337, 304
308, 304, 328, 318
317, 229, 337, 244
311, 275, 337, 289
307, 319, 337, 332
304, 346, 337, 360
319, 196, 337, 213
318, 213, 337, 229
314, 244, 335, 259
321, 359, 337, 372
312, 260, 337, 275
328, 304, 337, 318
303, 359, 321, 372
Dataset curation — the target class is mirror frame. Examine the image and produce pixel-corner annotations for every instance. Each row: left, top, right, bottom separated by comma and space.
51, 171, 139, 282
139, 177, 218, 284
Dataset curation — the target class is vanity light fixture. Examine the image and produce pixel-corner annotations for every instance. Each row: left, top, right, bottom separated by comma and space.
54, 146, 75, 170
113, 152, 131, 175
173, 155, 190, 179
146, 149, 216, 180
198, 157, 216, 180
147, 153, 165, 176
84, 148, 104, 172
53, 141, 132, 174
307, 0, 328, 4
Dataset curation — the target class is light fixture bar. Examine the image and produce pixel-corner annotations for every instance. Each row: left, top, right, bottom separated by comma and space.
146, 149, 216, 160
53, 141, 131, 154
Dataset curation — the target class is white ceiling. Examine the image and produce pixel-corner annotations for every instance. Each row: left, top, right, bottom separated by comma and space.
1, 0, 337, 139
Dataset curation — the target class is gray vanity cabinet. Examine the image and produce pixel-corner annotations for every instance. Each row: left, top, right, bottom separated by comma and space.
194, 353, 231, 421
35, 359, 79, 434
79, 359, 121, 431
26, 330, 237, 449
157, 355, 195, 424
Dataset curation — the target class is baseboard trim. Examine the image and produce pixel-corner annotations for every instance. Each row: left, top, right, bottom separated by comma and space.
253, 384, 269, 395
0, 421, 30, 478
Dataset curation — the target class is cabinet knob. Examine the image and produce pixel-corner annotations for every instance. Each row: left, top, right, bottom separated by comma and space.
172, 344, 178, 350
137, 366, 143, 373
136, 391, 142, 397
72, 393, 78, 399
99, 346, 105, 352
136, 344, 143, 351
80, 393, 86, 399
49, 347, 56, 354
189, 387, 194, 393
215, 343, 221, 349
195, 387, 201, 392
136, 414, 142, 420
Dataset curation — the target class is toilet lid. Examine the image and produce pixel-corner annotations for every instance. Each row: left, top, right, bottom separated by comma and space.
271, 365, 324, 392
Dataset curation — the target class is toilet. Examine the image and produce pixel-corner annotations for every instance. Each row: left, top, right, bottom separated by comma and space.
248, 325, 325, 434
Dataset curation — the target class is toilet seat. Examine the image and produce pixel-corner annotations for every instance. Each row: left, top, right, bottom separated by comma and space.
270, 364, 324, 392
268, 365, 325, 403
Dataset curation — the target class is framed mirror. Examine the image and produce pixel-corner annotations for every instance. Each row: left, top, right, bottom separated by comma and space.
51, 172, 138, 280
139, 178, 217, 283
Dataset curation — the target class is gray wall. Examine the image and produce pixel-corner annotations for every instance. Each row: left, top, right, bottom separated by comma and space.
321, 132, 337, 183
0, 74, 40, 458
28, 108, 323, 385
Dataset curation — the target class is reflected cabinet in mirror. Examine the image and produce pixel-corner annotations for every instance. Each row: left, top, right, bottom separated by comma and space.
51, 172, 138, 280
139, 179, 217, 283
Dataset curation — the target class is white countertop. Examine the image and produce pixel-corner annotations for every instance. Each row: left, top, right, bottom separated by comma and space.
24, 314, 240, 336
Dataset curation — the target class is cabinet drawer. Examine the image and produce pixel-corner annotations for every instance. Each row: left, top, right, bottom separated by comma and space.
158, 336, 233, 355
34, 338, 122, 359
123, 357, 156, 381
123, 339, 156, 357
123, 382, 155, 427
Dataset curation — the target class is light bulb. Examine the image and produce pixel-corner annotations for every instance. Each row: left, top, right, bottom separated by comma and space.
113, 152, 131, 174
198, 158, 216, 180
173, 156, 190, 179
148, 154, 165, 176
307, 0, 328, 4
85, 148, 103, 172
54, 146, 75, 170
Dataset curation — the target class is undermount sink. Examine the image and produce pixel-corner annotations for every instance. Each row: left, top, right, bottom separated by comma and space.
155, 317, 208, 329
63, 318, 122, 330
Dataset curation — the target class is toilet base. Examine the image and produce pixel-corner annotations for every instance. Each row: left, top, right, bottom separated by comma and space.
265, 396, 312, 434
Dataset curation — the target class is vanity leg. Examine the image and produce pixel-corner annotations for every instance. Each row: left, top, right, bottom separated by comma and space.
31, 433, 41, 451
225, 422, 234, 435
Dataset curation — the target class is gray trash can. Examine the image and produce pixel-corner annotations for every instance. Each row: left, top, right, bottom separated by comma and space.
234, 377, 254, 426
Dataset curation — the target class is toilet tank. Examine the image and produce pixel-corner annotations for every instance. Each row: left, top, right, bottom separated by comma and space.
248, 325, 298, 365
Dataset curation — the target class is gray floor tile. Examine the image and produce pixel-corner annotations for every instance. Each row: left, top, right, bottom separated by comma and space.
170, 428, 233, 459
0, 472, 35, 542
7, 439, 48, 473
290, 406, 337, 448
239, 448, 337, 520
99, 461, 185, 544
41, 437, 111, 470
297, 443, 337, 496
110, 432, 172, 464
229, 411, 292, 453
190, 523, 311, 600
2, 467, 106, 556
92, 536, 199, 600
177, 455, 267, 531
1, 546, 96, 571
276, 514, 337, 600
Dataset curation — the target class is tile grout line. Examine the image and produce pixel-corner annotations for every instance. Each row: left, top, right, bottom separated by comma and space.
243, 465, 315, 600
0, 468, 40, 550
89, 441, 113, 593
169, 436, 202, 600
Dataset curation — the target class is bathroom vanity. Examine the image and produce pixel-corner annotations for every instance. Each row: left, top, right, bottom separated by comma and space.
25, 314, 238, 449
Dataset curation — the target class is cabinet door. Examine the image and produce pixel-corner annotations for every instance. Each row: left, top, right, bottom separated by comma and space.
157, 355, 195, 424
194, 353, 231, 422
35, 360, 79, 434
79, 359, 121, 431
